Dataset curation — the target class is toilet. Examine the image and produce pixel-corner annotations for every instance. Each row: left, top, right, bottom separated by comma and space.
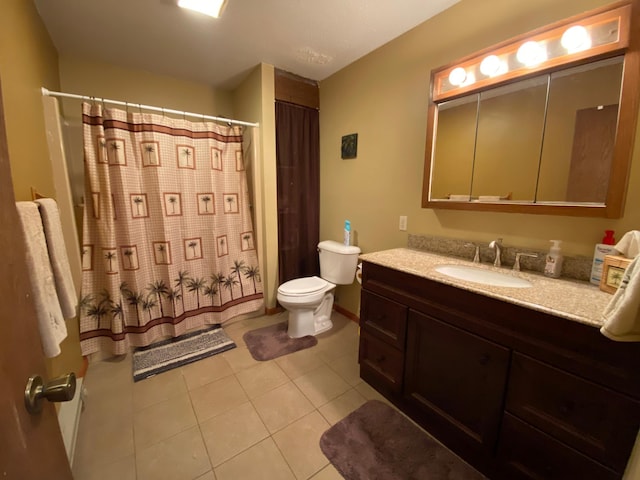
277, 240, 361, 338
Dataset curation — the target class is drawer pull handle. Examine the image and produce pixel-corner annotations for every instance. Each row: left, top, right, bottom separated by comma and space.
478, 353, 490, 365
376, 354, 386, 363
560, 401, 575, 415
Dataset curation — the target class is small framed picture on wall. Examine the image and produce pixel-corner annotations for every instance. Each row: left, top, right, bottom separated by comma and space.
341, 133, 358, 159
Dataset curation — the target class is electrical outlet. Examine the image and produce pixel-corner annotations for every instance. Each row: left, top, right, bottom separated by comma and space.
399, 215, 407, 231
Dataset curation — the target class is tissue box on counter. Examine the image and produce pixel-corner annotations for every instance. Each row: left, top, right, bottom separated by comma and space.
599, 255, 633, 294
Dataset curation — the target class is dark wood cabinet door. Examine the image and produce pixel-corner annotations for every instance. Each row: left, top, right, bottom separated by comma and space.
404, 309, 510, 458
497, 413, 619, 480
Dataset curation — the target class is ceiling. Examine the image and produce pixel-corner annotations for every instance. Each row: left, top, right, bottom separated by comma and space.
34, 0, 460, 90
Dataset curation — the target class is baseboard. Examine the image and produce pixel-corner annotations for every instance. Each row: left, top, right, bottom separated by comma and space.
266, 306, 284, 315
58, 376, 84, 466
333, 304, 360, 323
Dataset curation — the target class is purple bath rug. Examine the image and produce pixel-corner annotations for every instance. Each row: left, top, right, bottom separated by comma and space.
320, 400, 487, 480
243, 321, 317, 361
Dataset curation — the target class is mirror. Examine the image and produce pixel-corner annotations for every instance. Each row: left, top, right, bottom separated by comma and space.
429, 57, 624, 205
423, 2, 639, 217
473, 75, 547, 201
537, 58, 623, 204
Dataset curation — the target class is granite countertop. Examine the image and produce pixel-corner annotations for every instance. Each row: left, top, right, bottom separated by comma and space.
359, 248, 613, 328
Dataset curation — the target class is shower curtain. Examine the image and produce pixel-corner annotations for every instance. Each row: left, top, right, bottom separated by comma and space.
78, 103, 263, 355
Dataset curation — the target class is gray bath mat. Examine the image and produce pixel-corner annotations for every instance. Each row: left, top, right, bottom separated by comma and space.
320, 400, 487, 480
132, 324, 236, 381
243, 321, 317, 361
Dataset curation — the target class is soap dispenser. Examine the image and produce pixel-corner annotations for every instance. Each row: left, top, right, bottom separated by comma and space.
544, 240, 563, 278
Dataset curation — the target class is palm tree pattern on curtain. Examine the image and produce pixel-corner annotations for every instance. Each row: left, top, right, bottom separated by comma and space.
79, 103, 263, 355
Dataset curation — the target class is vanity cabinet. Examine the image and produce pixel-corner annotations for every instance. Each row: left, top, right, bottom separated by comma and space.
359, 260, 640, 479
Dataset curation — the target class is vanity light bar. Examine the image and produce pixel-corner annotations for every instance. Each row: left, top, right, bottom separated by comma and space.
433, 3, 631, 102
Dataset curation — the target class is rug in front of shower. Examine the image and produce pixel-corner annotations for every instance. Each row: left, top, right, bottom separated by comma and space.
132, 324, 236, 381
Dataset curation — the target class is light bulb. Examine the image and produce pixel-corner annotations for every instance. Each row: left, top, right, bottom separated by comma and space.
448, 67, 467, 86
517, 41, 547, 67
561, 25, 591, 53
178, 0, 227, 18
480, 55, 502, 77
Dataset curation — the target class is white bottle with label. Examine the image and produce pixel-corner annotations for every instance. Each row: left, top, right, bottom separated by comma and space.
544, 240, 564, 278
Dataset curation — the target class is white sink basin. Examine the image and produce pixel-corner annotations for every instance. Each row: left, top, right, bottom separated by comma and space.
435, 265, 532, 288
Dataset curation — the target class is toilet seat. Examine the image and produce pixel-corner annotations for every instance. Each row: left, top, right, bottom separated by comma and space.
278, 276, 330, 297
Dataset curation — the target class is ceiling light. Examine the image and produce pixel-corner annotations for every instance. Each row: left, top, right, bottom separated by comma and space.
178, 0, 227, 18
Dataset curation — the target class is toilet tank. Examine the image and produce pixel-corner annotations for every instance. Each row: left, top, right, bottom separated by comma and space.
318, 240, 361, 284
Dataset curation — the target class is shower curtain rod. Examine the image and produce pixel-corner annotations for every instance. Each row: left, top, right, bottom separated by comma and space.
41, 87, 259, 128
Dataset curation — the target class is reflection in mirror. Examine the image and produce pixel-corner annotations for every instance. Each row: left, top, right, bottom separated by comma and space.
536, 56, 623, 204
472, 77, 548, 201
430, 95, 478, 200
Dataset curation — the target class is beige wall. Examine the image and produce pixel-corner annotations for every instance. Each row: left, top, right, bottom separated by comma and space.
58, 55, 234, 121
319, 0, 640, 315
232, 63, 279, 309
0, 0, 60, 202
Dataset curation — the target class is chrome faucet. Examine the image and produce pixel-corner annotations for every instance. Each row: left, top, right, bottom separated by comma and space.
489, 238, 503, 267
513, 252, 538, 271
465, 243, 480, 263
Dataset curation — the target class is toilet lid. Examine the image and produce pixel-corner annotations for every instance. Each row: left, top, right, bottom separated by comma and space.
279, 276, 328, 295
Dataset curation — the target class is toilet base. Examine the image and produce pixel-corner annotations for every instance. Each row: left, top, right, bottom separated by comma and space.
286, 292, 334, 338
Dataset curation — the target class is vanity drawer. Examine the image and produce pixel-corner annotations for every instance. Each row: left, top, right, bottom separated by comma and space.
360, 290, 407, 350
497, 413, 618, 480
359, 329, 404, 393
506, 353, 640, 473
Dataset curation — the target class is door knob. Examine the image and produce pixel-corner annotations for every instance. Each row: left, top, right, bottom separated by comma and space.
24, 372, 76, 414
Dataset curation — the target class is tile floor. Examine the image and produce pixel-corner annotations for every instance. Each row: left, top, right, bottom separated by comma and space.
71, 311, 390, 480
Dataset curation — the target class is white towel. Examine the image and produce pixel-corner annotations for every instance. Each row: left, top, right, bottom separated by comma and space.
601, 255, 640, 342
614, 230, 640, 258
16, 202, 68, 357
35, 198, 78, 319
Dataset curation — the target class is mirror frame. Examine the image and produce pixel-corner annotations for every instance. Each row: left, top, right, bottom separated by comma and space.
422, 0, 640, 218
